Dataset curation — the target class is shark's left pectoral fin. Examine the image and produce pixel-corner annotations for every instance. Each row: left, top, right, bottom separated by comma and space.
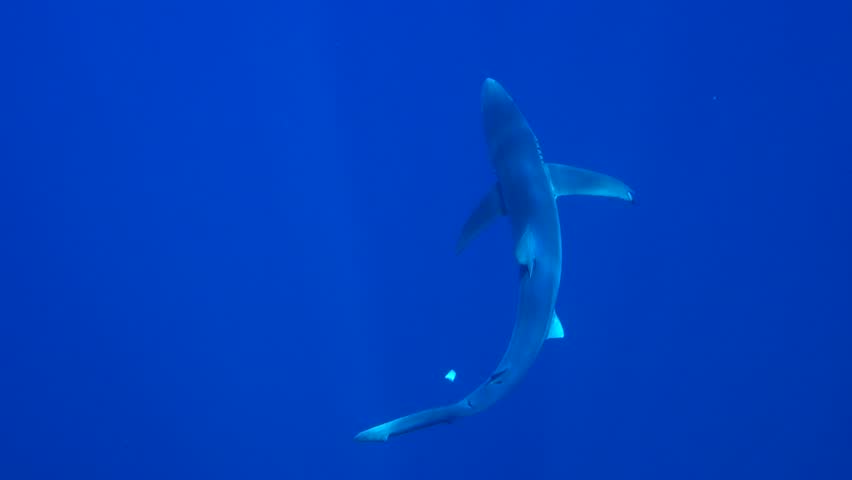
547, 163, 635, 203
547, 312, 564, 340
457, 183, 505, 254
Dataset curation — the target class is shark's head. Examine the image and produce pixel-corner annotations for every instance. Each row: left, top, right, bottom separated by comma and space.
480, 78, 516, 136
480, 78, 531, 166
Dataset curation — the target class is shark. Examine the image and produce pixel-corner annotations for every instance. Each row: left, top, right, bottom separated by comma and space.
354, 78, 635, 442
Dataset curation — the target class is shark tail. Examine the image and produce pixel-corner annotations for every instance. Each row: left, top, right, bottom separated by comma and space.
354, 402, 470, 442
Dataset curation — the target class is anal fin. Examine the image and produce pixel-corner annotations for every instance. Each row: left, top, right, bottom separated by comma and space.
547, 312, 564, 340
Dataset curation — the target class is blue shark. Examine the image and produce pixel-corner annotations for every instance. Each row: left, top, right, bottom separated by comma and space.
354, 78, 634, 442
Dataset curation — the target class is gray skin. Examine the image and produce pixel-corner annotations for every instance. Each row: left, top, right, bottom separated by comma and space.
354, 78, 633, 442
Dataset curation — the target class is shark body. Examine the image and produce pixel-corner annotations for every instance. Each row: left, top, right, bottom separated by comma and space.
354, 78, 634, 442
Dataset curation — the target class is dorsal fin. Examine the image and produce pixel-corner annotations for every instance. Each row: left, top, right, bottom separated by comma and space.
514, 227, 535, 276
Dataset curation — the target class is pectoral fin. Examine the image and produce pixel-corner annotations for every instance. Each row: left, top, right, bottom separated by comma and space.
547, 312, 564, 340
456, 183, 505, 254
547, 163, 635, 203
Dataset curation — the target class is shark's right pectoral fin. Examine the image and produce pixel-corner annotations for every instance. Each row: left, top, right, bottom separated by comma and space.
547, 163, 635, 203
457, 183, 505, 254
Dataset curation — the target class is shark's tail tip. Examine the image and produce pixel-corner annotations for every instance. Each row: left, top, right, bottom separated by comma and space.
354, 426, 390, 443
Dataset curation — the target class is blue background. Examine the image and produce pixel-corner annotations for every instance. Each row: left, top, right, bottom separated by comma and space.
2, 0, 851, 478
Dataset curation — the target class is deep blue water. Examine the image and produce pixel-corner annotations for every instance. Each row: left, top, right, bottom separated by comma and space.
3, 1, 851, 478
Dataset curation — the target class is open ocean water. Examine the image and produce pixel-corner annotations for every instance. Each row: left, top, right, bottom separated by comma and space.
2, 0, 851, 478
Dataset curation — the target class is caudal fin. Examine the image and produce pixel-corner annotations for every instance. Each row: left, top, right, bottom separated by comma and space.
354, 403, 468, 443
354, 425, 391, 443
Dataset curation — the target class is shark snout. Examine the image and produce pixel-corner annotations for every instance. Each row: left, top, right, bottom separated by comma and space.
480, 77, 519, 137
481, 77, 509, 103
